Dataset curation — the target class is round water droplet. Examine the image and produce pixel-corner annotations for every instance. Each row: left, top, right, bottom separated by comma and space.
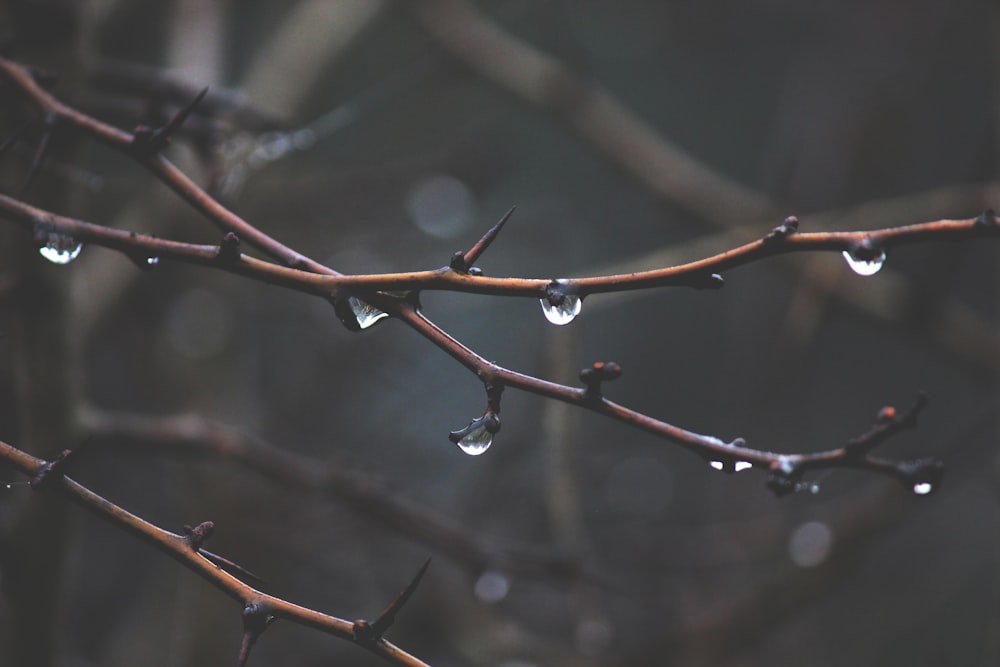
146, 256, 160, 266
456, 426, 493, 456
842, 248, 886, 276
540, 294, 582, 326
348, 296, 389, 330
912, 482, 933, 495
734, 460, 753, 472
709, 460, 724, 471
38, 233, 83, 265
473, 570, 510, 603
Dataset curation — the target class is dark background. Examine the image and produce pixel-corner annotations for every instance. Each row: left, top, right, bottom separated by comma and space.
1, 1, 999, 665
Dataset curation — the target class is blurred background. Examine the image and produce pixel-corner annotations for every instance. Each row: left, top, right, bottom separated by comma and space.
1, 0, 999, 665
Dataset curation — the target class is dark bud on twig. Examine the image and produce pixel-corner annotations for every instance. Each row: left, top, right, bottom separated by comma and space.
217, 231, 241, 263
183, 521, 215, 551
449, 250, 467, 272
763, 215, 800, 244
29, 447, 78, 491
975, 208, 997, 228
579, 361, 622, 400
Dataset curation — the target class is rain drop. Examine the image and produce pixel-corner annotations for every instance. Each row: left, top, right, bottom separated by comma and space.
842, 248, 886, 276
734, 461, 753, 472
38, 233, 83, 265
709, 460, 724, 471
146, 256, 159, 267
449, 415, 499, 456
912, 482, 933, 495
541, 279, 583, 325
348, 296, 389, 330
540, 293, 582, 325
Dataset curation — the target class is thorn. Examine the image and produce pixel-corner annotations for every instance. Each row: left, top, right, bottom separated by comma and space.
354, 558, 431, 644
20, 113, 56, 196
200, 548, 266, 585
132, 87, 209, 153
453, 207, 515, 273
183, 521, 215, 551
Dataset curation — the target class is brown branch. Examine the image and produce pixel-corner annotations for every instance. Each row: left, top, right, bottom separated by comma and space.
0, 438, 431, 667
0, 53, 988, 495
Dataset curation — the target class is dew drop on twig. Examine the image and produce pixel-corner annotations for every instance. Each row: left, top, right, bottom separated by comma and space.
540, 293, 582, 325
454, 424, 494, 456
449, 415, 499, 456
38, 233, 83, 265
348, 296, 389, 329
708, 460, 724, 471
734, 461, 753, 472
146, 256, 160, 267
842, 248, 886, 276
912, 482, 934, 495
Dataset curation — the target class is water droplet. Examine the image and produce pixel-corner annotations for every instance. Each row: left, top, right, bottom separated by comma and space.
473, 570, 510, 603
4, 483, 11, 490
455, 425, 493, 455
449, 415, 499, 456
734, 461, 753, 472
540, 293, 582, 325
348, 297, 389, 329
146, 256, 159, 266
38, 233, 82, 264
912, 482, 933, 495
842, 248, 886, 276
709, 460, 724, 471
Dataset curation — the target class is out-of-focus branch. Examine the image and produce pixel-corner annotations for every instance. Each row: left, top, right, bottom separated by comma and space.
0, 438, 431, 667
398, 0, 774, 226
80, 409, 581, 580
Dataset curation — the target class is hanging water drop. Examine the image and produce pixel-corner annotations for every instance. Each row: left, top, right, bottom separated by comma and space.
348, 296, 389, 329
842, 247, 886, 276
541, 279, 582, 325
146, 256, 159, 267
540, 293, 582, 325
449, 415, 500, 456
912, 482, 933, 495
734, 461, 753, 472
709, 460, 724, 471
38, 232, 83, 265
